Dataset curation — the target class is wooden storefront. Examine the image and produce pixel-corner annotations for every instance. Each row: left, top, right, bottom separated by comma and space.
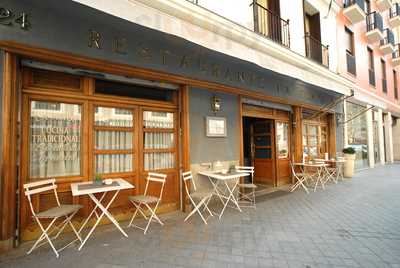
0, 44, 340, 247
17, 65, 182, 240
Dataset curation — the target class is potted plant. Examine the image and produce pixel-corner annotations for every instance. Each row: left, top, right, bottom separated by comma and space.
342, 147, 356, 178
93, 174, 103, 185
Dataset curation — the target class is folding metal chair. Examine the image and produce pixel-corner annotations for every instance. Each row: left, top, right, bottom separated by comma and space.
182, 171, 213, 224
290, 162, 310, 194
24, 179, 82, 258
235, 166, 257, 209
128, 172, 166, 234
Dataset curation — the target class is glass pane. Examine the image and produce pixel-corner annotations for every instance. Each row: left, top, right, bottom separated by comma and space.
254, 135, 271, 146
95, 107, 133, 127
347, 102, 369, 169
308, 125, 318, 136
95, 154, 133, 174
144, 132, 174, 149
30, 101, 81, 179
255, 148, 272, 159
144, 152, 175, 170
309, 136, 318, 146
308, 147, 318, 157
276, 122, 289, 158
95, 131, 133, 150
254, 122, 270, 134
143, 111, 174, 129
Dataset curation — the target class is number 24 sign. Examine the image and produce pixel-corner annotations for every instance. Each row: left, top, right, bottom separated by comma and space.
0, 7, 30, 30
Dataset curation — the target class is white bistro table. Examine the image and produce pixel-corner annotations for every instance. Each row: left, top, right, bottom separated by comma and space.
71, 178, 134, 250
198, 171, 249, 219
323, 159, 346, 183
292, 162, 329, 192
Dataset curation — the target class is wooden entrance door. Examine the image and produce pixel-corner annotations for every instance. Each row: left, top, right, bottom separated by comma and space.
251, 120, 275, 185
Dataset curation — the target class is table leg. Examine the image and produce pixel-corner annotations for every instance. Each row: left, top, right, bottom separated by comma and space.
78, 190, 126, 251
218, 179, 241, 219
78, 192, 107, 234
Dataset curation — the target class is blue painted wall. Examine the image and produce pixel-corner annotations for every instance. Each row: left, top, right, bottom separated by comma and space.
189, 88, 239, 164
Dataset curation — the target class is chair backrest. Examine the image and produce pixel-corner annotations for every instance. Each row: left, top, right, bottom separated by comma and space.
182, 171, 195, 197
290, 161, 304, 178
144, 172, 167, 201
23, 179, 59, 216
235, 166, 254, 183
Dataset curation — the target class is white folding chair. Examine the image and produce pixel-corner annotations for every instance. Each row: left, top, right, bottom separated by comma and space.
182, 171, 213, 224
128, 172, 166, 234
290, 162, 310, 194
24, 179, 82, 258
235, 166, 257, 209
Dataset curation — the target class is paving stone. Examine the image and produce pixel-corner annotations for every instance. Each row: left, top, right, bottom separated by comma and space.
1, 165, 400, 268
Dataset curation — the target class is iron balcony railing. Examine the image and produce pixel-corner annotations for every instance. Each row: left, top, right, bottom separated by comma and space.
343, 0, 365, 10
305, 33, 329, 67
369, 69, 376, 86
346, 52, 356, 76
392, 44, 400, 59
382, 78, 387, 93
390, 3, 400, 18
252, 1, 290, 48
380, 28, 394, 47
366, 12, 383, 32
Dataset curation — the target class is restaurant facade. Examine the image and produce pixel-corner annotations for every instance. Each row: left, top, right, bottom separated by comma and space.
0, 0, 357, 250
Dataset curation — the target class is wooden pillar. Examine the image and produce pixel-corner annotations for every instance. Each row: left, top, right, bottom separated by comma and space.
0, 52, 18, 251
180, 85, 190, 212
292, 106, 303, 162
328, 113, 337, 157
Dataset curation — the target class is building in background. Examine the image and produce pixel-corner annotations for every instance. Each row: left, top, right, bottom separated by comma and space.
0, 0, 399, 251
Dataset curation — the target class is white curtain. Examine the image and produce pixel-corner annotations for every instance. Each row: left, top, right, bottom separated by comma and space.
30, 102, 81, 179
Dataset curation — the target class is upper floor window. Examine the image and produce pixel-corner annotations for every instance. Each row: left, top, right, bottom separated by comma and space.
345, 27, 356, 76
381, 59, 387, 93
367, 47, 375, 86
367, 47, 374, 70
345, 27, 355, 55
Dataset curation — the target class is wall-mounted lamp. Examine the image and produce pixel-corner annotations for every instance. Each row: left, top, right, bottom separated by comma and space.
211, 95, 221, 114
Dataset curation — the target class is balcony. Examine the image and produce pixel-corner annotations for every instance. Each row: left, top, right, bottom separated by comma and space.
346, 52, 357, 76
389, 3, 400, 28
366, 12, 383, 44
376, 0, 392, 12
343, 0, 366, 24
305, 34, 329, 67
392, 44, 400, 67
379, 28, 395, 55
252, 2, 290, 47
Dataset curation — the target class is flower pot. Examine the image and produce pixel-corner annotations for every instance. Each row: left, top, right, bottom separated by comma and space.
92, 179, 103, 186
343, 153, 356, 178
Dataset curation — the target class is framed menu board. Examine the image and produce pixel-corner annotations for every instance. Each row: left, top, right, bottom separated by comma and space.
206, 116, 227, 137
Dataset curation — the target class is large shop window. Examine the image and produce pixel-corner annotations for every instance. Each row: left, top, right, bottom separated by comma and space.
94, 107, 134, 174
30, 101, 81, 179
302, 123, 328, 158
346, 102, 369, 169
143, 111, 175, 170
